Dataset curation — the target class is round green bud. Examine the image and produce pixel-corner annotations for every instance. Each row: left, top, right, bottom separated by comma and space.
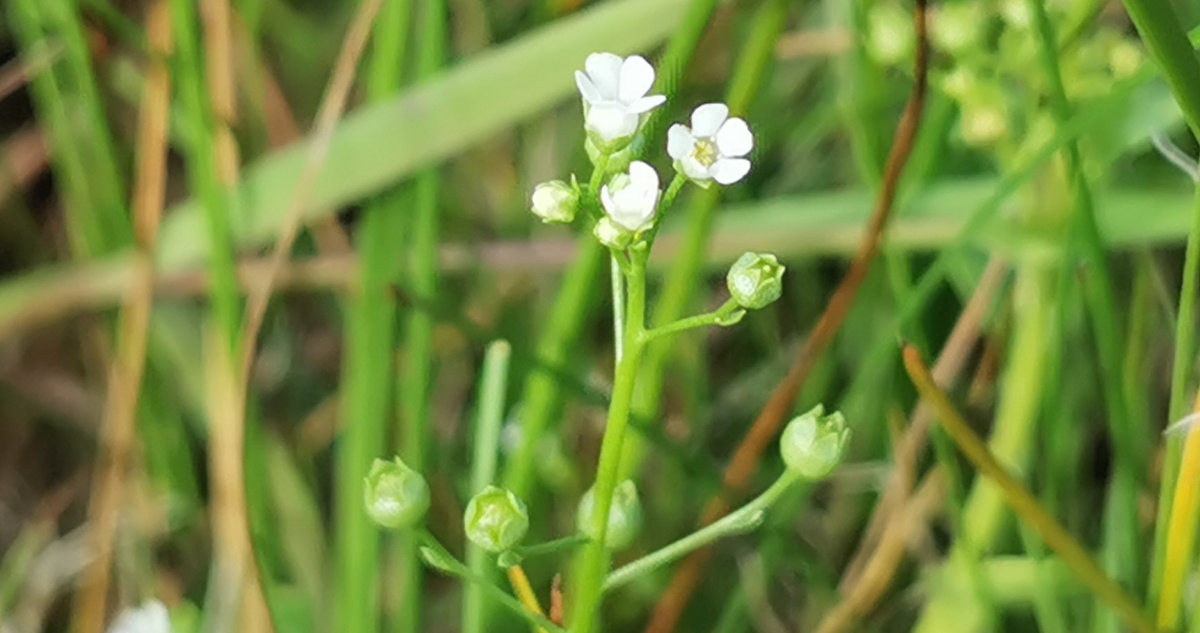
866, 3, 915, 67
531, 179, 579, 224
930, 3, 987, 57
576, 479, 643, 551
463, 485, 529, 554
959, 100, 1008, 148
780, 405, 850, 481
363, 456, 430, 530
727, 252, 785, 310
1108, 38, 1144, 80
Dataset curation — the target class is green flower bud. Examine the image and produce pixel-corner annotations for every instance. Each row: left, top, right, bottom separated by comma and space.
727, 252, 785, 310
463, 485, 529, 553
531, 178, 579, 224
576, 479, 643, 551
1108, 39, 1144, 80
593, 216, 633, 250
866, 3, 915, 67
363, 457, 430, 530
930, 3, 987, 57
999, 0, 1031, 30
959, 100, 1008, 148
780, 404, 850, 481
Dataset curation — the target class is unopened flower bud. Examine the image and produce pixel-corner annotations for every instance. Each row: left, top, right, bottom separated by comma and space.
780, 405, 850, 481
531, 179, 579, 224
866, 4, 915, 66
576, 479, 643, 551
999, 0, 1031, 29
930, 3, 986, 57
727, 252, 785, 310
364, 457, 430, 530
593, 216, 633, 250
464, 485, 529, 553
959, 101, 1008, 148
1108, 39, 1144, 80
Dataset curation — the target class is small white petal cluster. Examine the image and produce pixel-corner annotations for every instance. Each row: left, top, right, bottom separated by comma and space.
668, 103, 753, 186
575, 53, 666, 147
600, 161, 661, 233
107, 601, 172, 633
534, 52, 757, 249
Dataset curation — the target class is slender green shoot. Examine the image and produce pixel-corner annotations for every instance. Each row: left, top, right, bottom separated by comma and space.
464, 341, 514, 633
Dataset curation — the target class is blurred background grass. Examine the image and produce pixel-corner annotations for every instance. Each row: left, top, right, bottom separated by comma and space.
1, 0, 1199, 632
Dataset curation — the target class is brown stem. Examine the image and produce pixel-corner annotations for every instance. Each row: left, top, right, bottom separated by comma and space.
69, 4, 171, 632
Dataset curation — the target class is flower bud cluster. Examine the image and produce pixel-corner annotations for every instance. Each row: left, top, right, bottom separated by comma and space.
863, 0, 1146, 151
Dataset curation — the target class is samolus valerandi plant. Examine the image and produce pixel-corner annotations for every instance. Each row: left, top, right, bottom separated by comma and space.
361, 52, 852, 633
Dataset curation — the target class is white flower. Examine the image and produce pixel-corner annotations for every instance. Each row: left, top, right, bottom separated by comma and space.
107, 601, 171, 633
667, 103, 753, 186
530, 179, 578, 223
600, 161, 661, 233
575, 53, 666, 146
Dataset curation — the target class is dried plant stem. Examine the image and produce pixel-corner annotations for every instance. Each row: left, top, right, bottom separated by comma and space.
815, 470, 946, 633
70, 4, 170, 632
901, 345, 1155, 633
841, 258, 1007, 588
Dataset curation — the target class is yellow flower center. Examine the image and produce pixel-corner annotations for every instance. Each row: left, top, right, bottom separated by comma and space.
692, 138, 718, 167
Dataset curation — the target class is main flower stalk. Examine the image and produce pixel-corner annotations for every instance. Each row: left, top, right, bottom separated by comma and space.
569, 251, 648, 633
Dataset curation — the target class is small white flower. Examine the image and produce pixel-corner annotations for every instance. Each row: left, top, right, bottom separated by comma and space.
575, 53, 666, 146
600, 161, 661, 233
667, 103, 753, 186
107, 601, 171, 633
530, 179, 578, 223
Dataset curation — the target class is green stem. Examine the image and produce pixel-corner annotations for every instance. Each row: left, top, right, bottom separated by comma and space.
518, 534, 591, 558
603, 470, 800, 592
464, 341, 513, 633
1026, 0, 1143, 607
416, 530, 566, 633
335, 2, 412, 631
397, 4, 445, 633
618, 0, 787, 479
1130, 0, 1200, 615
569, 252, 648, 633
640, 299, 743, 344
612, 254, 625, 362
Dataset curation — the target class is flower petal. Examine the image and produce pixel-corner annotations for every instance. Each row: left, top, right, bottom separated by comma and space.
691, 103, 729, 137
586, 104, 639, 143
618, 55, 656, 103
628, 161, 660, 192
667, 124, 694, 160
627, 94, 666, 114
575, 71, 603, 104
716, 118, 753, 157
585, 52, 623, 100
711, 158, 751, 185
600, 185, 616, 217
680, 155, 710, 181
